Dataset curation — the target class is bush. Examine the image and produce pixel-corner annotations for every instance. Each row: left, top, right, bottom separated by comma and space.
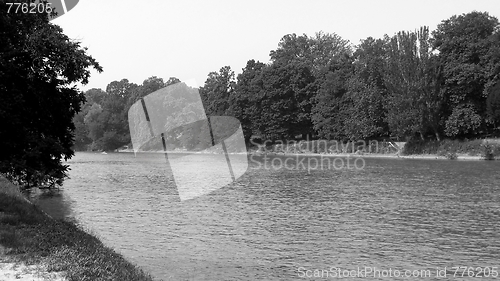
402, 139, 440, 155
445, 152, 458, 160
481, 142, 495, 160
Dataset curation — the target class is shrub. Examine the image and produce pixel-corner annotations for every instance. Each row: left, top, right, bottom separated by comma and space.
481, 142, 495, 160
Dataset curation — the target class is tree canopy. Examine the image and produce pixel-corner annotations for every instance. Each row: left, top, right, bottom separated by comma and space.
73, 11, 500, 155
0, 1, 102, 188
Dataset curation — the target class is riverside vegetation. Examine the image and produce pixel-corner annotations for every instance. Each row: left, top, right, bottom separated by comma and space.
73, 11, 500, 162
2, 6, 500, 190
250, 138, 500, 160
1, 6, 499, 281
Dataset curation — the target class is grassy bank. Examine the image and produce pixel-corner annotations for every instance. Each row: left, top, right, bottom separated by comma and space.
402, 138, 500, 160
0, 177, 155, 281
248, 138, 500, 160
249, 139, 400, 155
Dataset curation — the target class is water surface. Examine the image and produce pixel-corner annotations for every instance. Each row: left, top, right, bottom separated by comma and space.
31, 152, 500, 280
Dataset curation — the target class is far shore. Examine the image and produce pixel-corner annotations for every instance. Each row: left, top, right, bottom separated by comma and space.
249, 151, 495, 161
103, 149, 498, 161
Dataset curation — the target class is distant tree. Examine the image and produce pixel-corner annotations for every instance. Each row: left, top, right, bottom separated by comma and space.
228, 60, 267, 141
432, 11, 500, 136
353, 37, 388, 89
444, 104, 482, 137
85, 88, 106, 104
311, 54, 354, 140
384, 27, 444, 140
269, 32, 353, 140
270, 32, 351, 76
98, 79, 137, 150
72, 102, 93, 150
138, 76, 166, 97
259, 61, 317, 140
0, 2, 102, 188
270, 33, 311, 66
342, 76, 386, 139
199, 66, 235, 116
84, 103, 105, 148
486, 81, 500, 129
343, 37, 390, 139
165, 77, 181, 86
484, 31, 500, 130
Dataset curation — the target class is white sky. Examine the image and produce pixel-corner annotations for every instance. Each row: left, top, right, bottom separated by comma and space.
52, 0, 500, 91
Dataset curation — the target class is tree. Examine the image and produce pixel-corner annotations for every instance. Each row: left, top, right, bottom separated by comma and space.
444, 104, 482, 137
342, 76, 386, 139
84, 103, 105, 147
137, 76, 165, 97
165, 77, 181, 86
270, 32, 351, 76
384, 27, 444, 140
228, 60, 267, 141
87, 79, 137, 151
72, 102, 93, 150
269, 32, 353, 140
432, 11, 500, 136
258, 61, 317, 140
311, 54, 354, 140
0, 1, 102, 188
342, 37, 390, 139
353, 37, 388, 89
199, 66, 235, 116
486, 81, 500, 129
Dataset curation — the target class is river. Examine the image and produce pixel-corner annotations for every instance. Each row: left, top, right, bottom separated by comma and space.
30, 152, 500, 280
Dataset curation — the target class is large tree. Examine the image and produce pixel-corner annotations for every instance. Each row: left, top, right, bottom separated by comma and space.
228, 59, 267, 141
270, 32, 353, 140
341, 37, 389, 140
258, 61, 317, 140
310, 54, 354, 140
199, 66, 235, 116
0, 1, 102, 188
384, 27, 444, 140
432, 11, 500, 136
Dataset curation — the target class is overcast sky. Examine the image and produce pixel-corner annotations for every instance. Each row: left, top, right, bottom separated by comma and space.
52, 0, 499, 91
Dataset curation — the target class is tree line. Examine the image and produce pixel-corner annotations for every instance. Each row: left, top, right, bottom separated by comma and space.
3, 8, 499, 188
75, 11, 500, 152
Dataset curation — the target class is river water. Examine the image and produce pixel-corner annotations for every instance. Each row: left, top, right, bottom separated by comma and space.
30, 152, 500, 280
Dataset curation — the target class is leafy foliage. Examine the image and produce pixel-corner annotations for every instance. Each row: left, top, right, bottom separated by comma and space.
486, 81, 500, 126
0, 1, 102, 188
73, 11, 500, 159
433, 11, 500, 135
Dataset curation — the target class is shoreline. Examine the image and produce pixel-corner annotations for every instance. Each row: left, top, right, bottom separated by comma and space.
0, 177, 155, 281
251, 152, 495, 160
79, 149, 497, 161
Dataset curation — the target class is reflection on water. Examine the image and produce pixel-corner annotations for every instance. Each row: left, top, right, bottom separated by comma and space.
32, 152, 500, 280
25, 188, 74, 220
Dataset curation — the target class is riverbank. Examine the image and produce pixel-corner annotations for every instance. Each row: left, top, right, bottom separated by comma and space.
105, 137, 500, 161
249, 138, 500, 161
111, 147, 497, 160
0, 177, 155, 281
250, 151, 496, 160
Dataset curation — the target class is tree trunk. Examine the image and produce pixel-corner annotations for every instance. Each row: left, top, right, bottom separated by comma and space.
435, 130, 441, 141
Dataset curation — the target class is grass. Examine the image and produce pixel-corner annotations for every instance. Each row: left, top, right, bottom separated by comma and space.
402, 138, 500, 159
0, 177, 156, 281
250, 139, 400, 154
